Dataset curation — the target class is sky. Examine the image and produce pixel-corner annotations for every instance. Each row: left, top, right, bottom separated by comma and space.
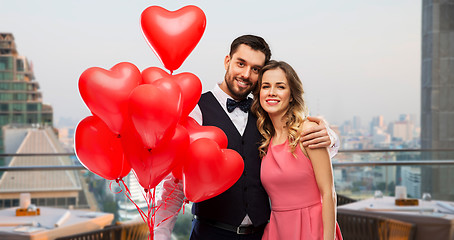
0, 0, 421, 128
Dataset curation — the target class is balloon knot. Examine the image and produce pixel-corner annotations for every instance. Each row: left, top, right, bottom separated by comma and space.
115, 178, 120, 183
116, 134, 121, 138
174, 179, 179, 184
148, 148, 152, 153
144, 188, 149, 193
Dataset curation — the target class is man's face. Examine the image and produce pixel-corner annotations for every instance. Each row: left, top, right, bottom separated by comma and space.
221, 44, 266, 100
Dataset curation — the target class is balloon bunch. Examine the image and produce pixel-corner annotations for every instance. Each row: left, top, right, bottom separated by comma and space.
74, 5, 244, 236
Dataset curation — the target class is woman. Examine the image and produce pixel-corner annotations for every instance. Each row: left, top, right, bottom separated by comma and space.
251, 60, 342, 240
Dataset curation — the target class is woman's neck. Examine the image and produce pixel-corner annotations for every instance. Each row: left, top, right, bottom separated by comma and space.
269, 114, 288, 144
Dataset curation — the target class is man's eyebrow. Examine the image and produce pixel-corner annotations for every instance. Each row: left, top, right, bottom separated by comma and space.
235, 57, 263, 68
236, 57, 246, 63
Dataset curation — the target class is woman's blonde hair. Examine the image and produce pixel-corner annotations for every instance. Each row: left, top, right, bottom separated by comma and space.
251, 60, 308, 158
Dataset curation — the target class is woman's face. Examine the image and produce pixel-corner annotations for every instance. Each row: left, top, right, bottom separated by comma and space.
259, 68, 292, 119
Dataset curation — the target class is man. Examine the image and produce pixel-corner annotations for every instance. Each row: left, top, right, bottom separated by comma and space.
155, 35, 338, 240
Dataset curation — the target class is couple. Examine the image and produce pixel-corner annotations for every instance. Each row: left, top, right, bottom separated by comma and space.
155, 35, 342, 240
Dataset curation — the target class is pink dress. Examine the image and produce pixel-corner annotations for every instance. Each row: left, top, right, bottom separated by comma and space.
261, 140, 342, 240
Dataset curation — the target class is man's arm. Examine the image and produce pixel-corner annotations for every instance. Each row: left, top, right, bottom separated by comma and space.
301, 116, 340, 158
154, 174, 185, 240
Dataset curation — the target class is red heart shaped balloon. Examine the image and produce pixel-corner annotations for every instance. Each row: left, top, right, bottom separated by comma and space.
128, 79, 183, 149
75, 116, 131, 180
183, 138, 244, 202
141, 66, 169, 82
141, 5, 206, 71
142, 67, 202, 119
79, 62, 142, 134
171, 162, 184, 181
180, 117, 228, 148
171, 73, 202, 118
173, 117, 228, 180
122, 124, 189, 189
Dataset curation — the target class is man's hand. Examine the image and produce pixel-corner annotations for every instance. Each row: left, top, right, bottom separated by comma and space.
301, 116, 332, 149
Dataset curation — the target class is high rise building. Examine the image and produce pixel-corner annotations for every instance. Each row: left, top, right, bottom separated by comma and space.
398, 114, 410, 122
0, 33, 53, 152
0, 33, 94, 210
372, 127, 391, 147
421, 0, 454, 200
352, 116, 361, 131
390, 121, 414, 142
401, 167, 421, 199
370, 115, 384, 135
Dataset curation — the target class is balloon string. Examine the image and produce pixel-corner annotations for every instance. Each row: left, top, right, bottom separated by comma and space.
155, 181, 178, 226
139, 188, 157, 240
144, 188, 155, 240
155, 182, 189, 227
119, 178, 132, 196
117, 180, 148, 223
160, 180, 179, 207
109, 180, 123, 194
155, 199, 189, 227
151, 188, 156, 240
153, 181, 178, 215
141, 188, 159, 212
116, 178, 184, 238
182, 199, 189, 214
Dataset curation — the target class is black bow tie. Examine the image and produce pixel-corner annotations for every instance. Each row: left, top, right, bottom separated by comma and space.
226, 98, 252, 113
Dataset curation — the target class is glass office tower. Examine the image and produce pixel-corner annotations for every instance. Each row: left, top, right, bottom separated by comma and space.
0, 33, 53, 153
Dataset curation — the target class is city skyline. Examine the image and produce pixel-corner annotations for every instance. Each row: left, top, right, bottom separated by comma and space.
0, 0, 421, 127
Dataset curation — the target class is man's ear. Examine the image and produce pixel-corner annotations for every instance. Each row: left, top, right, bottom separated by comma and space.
224, 55, 231, 71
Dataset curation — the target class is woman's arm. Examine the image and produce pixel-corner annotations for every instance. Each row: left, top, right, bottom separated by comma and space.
300, 116, 340, 158
302, 121, 337, 240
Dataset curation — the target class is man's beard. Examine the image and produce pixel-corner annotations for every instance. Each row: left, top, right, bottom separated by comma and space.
224, 71, 255, 100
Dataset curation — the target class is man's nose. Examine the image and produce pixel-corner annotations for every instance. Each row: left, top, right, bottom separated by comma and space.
241, 67, 251, 79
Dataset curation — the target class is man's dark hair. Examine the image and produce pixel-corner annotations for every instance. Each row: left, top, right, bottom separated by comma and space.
229, 35, 271, 64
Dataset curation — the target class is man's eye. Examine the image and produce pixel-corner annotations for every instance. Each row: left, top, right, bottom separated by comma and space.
238, 62, 244, 67
252, 68, 259, 73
